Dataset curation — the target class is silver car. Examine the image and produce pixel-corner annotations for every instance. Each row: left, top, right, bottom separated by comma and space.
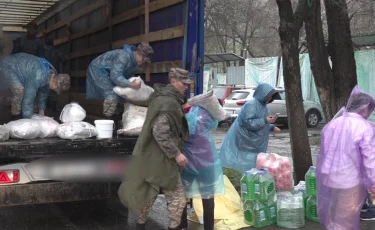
223, 88, 323, 128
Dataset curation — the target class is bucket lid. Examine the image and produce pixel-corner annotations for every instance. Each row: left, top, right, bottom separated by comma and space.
94, 120, 114, 124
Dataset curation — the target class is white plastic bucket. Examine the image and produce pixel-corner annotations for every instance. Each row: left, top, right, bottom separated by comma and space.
94, 120, 114, 139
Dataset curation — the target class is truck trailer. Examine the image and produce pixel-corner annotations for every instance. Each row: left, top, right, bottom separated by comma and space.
0, 0, 204, 207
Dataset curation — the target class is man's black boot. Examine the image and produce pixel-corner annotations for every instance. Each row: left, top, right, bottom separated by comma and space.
179, 206, 188, 230
136, 223, 146, 230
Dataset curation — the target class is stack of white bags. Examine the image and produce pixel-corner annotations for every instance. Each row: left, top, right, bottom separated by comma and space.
5, 115, 59, 139
3, 102, 98, 140
114, 76, 227, 136
114, 77, 152, 136
56, 102, 98, 140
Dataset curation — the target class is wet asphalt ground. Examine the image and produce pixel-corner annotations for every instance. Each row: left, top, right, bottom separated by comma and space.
1, 124, 375, 230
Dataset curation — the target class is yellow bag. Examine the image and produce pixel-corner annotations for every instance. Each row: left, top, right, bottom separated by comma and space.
189, 175, 251, 230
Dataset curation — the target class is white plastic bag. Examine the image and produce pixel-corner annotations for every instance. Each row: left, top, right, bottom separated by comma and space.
188, 91, 227, 121
60, 102, 86, 123
5, 119, 41, 139
56, 122, 98, 140
31, 115, 59, 138
113, 77, 154, 101
118, 103, 147, 136
0, 125, 9, 141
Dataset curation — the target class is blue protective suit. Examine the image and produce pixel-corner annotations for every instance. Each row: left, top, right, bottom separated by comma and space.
219, 83, 276, 173
1, 53, 57, 118
182, 106, 225, 199
86, 45, 138, 102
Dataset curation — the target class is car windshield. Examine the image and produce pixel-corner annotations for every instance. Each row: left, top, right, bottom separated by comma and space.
212, 87, 226, 99
227, 91, 251, 100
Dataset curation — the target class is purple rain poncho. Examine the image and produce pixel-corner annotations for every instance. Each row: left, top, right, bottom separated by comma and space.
316, 86, 375, 230
181, 106, 225, 199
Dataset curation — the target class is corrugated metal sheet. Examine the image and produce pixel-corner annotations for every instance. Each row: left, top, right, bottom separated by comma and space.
0, 0, 59, 29
226, 66, 245, 85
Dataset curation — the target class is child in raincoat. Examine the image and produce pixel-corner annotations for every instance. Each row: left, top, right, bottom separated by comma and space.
316, 86, 375, 230
86, 42, 153, 117
1, 53, 70, 119
179, 104, 225, 230
219, 83, 281, 174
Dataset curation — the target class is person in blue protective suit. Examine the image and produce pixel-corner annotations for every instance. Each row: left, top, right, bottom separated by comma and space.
1, 53, 70, 119
219, 83, 281, 174
86, 42, 154, 117
179, 104, 225, 230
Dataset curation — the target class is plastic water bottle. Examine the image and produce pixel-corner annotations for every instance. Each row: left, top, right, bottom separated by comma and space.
266, 195, 277, 225
241, 169, 275, 201
306, 196, 320, 223
241, 171, 252, 200
294, 181, 307, 209
277, 192, 305, 228
251, 169, 276, 201
305, 166, 317, 196
243, 200, 269, 228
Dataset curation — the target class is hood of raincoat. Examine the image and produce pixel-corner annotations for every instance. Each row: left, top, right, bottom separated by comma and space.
332, 85, 375, 119
253, 83, 279, 104
151, 83, 186, 105
346, 85, 375, 118
123, 45, 137, 67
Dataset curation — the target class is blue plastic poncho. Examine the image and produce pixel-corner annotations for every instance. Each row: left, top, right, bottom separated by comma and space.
219, 83, 277, 174
181, 106, 225, 199
1, 53, 57, 118
86, 45, 138, 102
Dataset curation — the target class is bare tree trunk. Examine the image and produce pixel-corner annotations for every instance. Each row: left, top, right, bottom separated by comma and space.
304, 0, 336, 121
324, 0, 357, 109
304, 0, 358, 122
276, 0, 312, 183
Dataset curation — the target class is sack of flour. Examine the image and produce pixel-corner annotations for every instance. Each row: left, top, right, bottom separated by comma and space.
188, 91, 227, 121
118, 103, 147, 136
56, 122, 98, 140
6, 119, 41, 139
60, 102, 86, 123
0, 125, 9, 141
31, 115, 59, 138
113, 77, 154, 101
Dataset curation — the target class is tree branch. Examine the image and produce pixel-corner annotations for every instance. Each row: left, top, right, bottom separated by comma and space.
294, 0, 308, 31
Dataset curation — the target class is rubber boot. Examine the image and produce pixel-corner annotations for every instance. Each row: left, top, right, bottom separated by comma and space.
179, 206, 188, 230
202, 198, 215, 230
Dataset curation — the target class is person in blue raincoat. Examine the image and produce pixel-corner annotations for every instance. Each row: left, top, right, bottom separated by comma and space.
179, 104, 225, 230
1, 53, 70, 119
86, 42, 154, 117
219, 83, 281, 174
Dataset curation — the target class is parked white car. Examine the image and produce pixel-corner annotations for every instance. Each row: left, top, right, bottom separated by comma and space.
223, 88, 323, 128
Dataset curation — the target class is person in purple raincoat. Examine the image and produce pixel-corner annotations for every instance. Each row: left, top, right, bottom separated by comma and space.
316, 85, 375, 230
178, 104, 225, 230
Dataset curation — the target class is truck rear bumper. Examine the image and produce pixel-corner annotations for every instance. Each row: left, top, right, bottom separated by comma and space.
0, 181, 120, 207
